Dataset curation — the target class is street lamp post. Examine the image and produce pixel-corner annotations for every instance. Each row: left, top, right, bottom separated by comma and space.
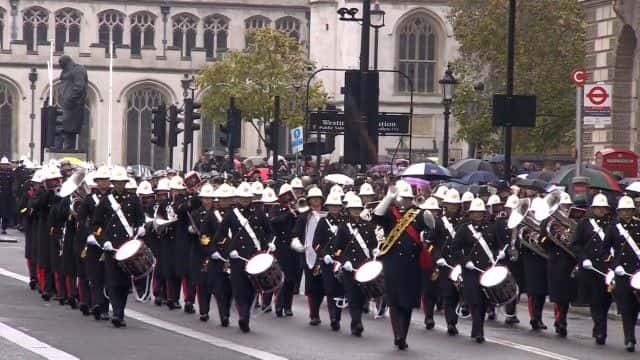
29, 68, 37, 161
370, 1, 385, 71
439, 65, 456, 166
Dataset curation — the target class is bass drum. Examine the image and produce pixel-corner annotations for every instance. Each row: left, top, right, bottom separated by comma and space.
355, 260, 384, 298
630, 271, 640, 302
479, 265, 518, 306
114, 239, 156, 279
245, 253, 284, 293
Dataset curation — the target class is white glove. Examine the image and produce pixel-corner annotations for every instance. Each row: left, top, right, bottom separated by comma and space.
360, 209, 372, 222
136, 226, 146, 238
614, 265, 626, 276
342, 261, 354, 272
291, 237, 304, 253
582, 259, 593, 270
211, 251, 223, 260
374, 186, 397, 216
323, 254, 333, 265
497, 250, 506, 261
229, 250, 239, 259
86, 235, 99, 247
188, 226, 196, 234
268, 242, 276, 252
436, 258, 447, 267
372, 248, 381, 258
103, 241, 115, 252
387, 185, 398, 198
465, 261, 475, 270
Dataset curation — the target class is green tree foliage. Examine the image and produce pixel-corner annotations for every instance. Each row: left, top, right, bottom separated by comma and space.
197, 28, 327, 133
448, 0, 585, 155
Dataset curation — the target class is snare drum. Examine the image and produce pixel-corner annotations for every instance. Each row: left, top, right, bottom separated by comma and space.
245, 253, 284, 293
479, 265, 518, 306
355, 260, 385, 298
114, 239, 156, 279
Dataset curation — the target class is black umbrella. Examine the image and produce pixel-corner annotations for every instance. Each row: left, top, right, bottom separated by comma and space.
448, 159, 495, 177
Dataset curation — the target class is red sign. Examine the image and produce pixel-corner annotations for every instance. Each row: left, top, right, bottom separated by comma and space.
586, 86, 609, 105
570, 69, 586, 87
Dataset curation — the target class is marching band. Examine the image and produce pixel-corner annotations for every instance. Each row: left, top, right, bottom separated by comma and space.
4, 156, 640, 353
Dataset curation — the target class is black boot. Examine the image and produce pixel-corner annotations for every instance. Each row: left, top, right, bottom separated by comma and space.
424, 318, 435, 330
184, 302, 195, 314
239, 319, 250, 333
447, 324, 459, 336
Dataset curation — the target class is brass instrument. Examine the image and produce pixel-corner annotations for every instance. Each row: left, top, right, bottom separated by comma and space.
414, 195, 426, 208
60, 169, 90, 217
379, 209, 435, 256
507, 198, 548, 259
295, 197, 309, 214
536, 190, 577, 258
153, 205, 178, 233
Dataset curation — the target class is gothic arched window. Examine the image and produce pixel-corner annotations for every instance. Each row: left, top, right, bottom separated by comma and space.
130, 11, 155, 56
23, 6, 49, 51
275, 16, 300, 41
172, 13, 198, 57
98, 10, 125, 56
0, 8, 5, 49
55, 8, 81, 52
203, 14, 229, 60
397, 13, 439, 93
0, 82, 13, 157
244, 15, 271, 47
125, 86, 168, 168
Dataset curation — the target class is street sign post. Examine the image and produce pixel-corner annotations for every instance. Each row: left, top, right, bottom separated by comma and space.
291, 126, 304, 153
583, 84, 611, 128
571, 69, 585, 177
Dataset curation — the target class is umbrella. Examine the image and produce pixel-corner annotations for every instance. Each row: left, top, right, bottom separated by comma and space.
404, 177, 431, 194
527, 170, 555, 182
324, 173, 354, 186
625, 181, 640, 194
515, 178, 549, 192
243, 156, 266, 166
402, 162, 451, 180
266, 155, 286, 166
448, 159, 494, 177
439, 181, 469, 194
619, 178, 640, 188
460, 170, 498, 185
488, 154, 505, 164
551, 165, 621, 192
367, 164, 402, 175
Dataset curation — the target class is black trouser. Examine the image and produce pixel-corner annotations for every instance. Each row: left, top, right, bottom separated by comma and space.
469, 302, 487, 338
343, 273, 365, 332
211, 271, 231, 322
153, 269, 166, 301
504, 295, 518, 318
89, 269, 108, 313
166, 276, 182, 304
616, 278, 639, 344
184, 275, 197, 304
276, 279, 296, 312
109, 285, 130, 320
197, 274, 212, 316
528, 294, 546, 322
389, 306, 412, 343
590, 298, 612, 339
304, 267, 324, 320
321, 263, 342, 323
261, 292, 273, 310
442, 293, 460, 325
422, 282, 438, 323
554, 302, 569, 328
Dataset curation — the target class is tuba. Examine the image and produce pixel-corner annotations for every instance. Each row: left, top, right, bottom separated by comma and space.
535, 190, 577, 258
507, 198, 548, 259
295, 197, 309, 214
60, 169, 90, 217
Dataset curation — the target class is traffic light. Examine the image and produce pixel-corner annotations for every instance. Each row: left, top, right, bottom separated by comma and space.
44, 105, 63, 148
151, 104, 166, 147
184, 98, 201, 144
168, 105, 184, 148
264, 121, 278, 150
220, 101, 241, 150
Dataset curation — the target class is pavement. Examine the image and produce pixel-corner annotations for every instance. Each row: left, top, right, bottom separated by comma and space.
0, 228, 638, 360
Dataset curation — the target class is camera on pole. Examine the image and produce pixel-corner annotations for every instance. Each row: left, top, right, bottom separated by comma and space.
151, 103, 167, 147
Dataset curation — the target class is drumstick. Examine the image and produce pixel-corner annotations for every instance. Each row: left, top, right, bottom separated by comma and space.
230, 253, 250, 262
472, 264, 486, 273
588, 267, 609, 278
492, 244, 510, 266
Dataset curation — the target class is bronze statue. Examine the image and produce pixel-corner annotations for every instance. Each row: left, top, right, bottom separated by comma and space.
58, 55, 88, 151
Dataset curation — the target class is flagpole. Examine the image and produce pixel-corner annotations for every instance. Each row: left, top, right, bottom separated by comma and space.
107, 42, 113, 167
48, 38, 54, 106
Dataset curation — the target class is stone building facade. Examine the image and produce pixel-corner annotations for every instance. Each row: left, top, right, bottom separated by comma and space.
0, 0, 463, 168
582, 0, 640, 158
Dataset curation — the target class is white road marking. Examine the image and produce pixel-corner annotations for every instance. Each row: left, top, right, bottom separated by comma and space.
0, 267, 288, 360
417, 320, 579, 360
0, 321, 80, 360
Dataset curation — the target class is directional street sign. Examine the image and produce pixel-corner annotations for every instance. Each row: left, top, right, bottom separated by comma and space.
308, 111, 410, 135
290, 126, 304, 153
570, 69, 586, 87
583, 84, 611, 128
